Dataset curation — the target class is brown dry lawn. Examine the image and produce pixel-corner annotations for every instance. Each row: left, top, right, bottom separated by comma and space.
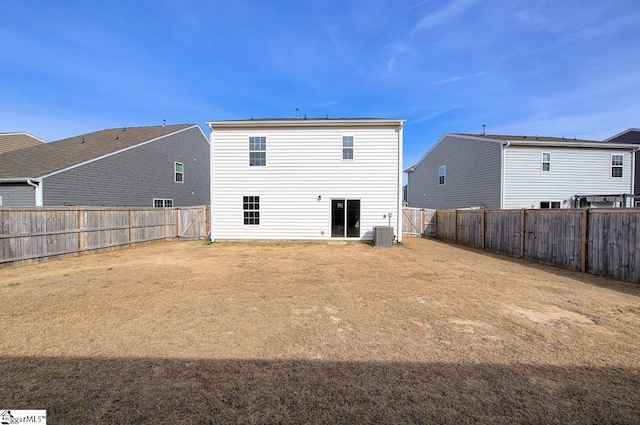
0, 237, 639, 424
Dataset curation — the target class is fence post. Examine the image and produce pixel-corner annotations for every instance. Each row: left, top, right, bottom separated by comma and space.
77, 209, 82, 251
581, 207, 589, 272
421, 209, 426, 236
175, 208, 179, 238
481, 208, 486, 250
453, 209, 458, 244
520, 208, 525, 259
128, 209, 132, 243
206, 204, 211, 237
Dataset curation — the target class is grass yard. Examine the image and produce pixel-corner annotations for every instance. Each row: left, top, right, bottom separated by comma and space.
0, 237, 639, 424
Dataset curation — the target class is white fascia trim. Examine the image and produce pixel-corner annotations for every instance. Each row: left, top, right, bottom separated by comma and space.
37, 125, 201, 180
504, 140, 638, 149
0, 132, 47, 143
0, 177, 35, 182
194, 124, 211, 145
207, 119, 406, 130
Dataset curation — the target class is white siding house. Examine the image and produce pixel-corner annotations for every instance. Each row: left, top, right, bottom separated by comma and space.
406, 133, 638, 210
208, 118, 405, 242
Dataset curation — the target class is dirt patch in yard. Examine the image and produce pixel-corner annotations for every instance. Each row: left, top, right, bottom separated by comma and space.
0, 237, 639, 424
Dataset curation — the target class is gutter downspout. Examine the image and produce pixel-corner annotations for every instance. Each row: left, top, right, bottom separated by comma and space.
501, 142, 510, 209
632, 147, 639, 203
208, 126, 215, 242
397, 123, 404, 243
26, 178, 43, 207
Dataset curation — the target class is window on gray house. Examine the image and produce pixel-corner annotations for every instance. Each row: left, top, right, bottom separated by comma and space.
249, 136, 266, 166
175, 162, 184, 183
611, 154, 623, 178
243, 196, 260, 225
342, 136, 354, 160
153, 199, 173, 208
438, 166, 446, 185
542, 152, 551, 171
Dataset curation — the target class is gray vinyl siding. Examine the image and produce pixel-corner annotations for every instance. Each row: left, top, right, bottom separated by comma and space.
43, 126, 210, 207
0, 183, 35, 206
406, 135, 501, 209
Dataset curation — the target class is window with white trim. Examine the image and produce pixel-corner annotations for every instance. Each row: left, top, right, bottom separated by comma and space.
249, 136, 266, 166
342, 136, 353, 160
175, 162, 184, 183
540, 201, 561, 209
542, 152, 550, 172
153, 198, 173, 208
611, 154, 623, 178
243, 196, 260, 225
438, 165, 446, 185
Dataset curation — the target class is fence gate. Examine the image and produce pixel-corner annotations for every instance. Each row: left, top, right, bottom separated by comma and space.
403, 207, 423, 236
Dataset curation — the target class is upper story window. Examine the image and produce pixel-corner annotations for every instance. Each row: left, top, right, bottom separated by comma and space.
611, 154, 623, 178
249, 136, 266, 166
175, 162, 184, 183
342, 136, 354, 160
542, 152, 551, 172
438, 165, 446, 185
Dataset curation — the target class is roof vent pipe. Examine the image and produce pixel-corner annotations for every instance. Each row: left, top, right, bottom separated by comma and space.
482, 124, 486, 136
163, 119, 166, 127
296, 108, 299, 119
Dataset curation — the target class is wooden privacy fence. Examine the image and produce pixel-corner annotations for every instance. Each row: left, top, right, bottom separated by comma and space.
402, 207, 436, 237
434, 208, 640, 284
0, 205, 210, 265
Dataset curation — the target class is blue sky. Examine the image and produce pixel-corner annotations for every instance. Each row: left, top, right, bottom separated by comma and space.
2, 0, 639, 168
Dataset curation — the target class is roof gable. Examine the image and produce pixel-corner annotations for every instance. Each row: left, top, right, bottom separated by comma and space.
0, 132, 46, 155
603, 128, 640, 145
0, 124, 193, 179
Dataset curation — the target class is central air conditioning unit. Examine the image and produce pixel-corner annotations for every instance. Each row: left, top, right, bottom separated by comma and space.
373, 226, 394, 247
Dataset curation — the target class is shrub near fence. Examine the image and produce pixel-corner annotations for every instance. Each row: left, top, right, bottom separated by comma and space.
0, 205, 210, 265
403, 207, 640, 284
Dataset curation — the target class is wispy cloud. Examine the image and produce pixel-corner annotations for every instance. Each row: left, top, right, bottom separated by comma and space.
408, 0, 432, 10
412, 0, 480, 33
314, 100, 340, 108
428, 72, 486, 86
413, 106, 463, 123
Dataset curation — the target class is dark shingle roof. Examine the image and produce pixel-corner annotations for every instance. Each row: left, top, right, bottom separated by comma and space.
604, 128, 640, 145
456, 133, 601, 144
0, 132, 46, 155
0, 124, 192, 179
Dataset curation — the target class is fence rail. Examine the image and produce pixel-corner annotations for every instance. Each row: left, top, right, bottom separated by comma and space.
404, 207, 640, 284
0, 205, 210, 265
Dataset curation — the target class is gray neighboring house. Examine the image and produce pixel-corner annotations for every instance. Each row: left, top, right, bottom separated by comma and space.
406, 133, 637, 210
604, 128, 640, 201
0, 132, 46, 154
0, 124, 210, 207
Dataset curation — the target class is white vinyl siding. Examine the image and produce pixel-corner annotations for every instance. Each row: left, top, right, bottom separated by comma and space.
503, 147, 633, 209
212, 125, 400, 240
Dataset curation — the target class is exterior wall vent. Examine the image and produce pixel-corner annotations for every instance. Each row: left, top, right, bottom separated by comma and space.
373, 226, 394, 247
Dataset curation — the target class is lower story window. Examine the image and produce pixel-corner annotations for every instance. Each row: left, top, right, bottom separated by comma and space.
540, 201, 561, 209
153, 198, 173, 208
243, 196, 260, 225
